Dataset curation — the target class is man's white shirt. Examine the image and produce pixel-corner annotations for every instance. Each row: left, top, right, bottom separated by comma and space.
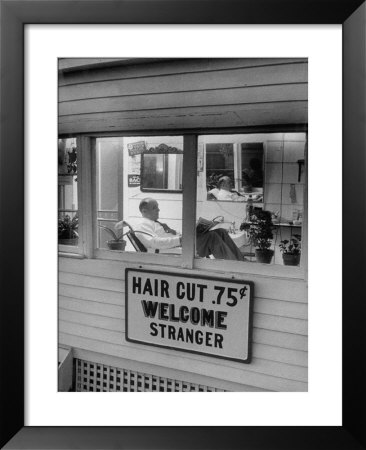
134, 217, 181, 251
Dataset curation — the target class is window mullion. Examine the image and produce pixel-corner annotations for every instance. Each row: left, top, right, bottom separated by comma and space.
181, 135, 197, 269
301, 133, 308, 281
234, 142, 240, 191
117, 143, 124, 221
78, 136, 95, 258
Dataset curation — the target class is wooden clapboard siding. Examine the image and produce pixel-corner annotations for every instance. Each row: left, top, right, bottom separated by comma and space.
252, 329, 307, 352
59, 319, 308, 381
59, 84, 307, 116
58, 58, 307, 134
59, 295, 307, 351
59, 58, 307, 86
59, 271, 124, 292
59, 299, 306, 335
59, 277, 307, 320
59, 296, 124, 319
59, 257, 307, 303
59, 332, 307, 392
59, 257, 308, 391
59, 63, 307, 101
59, 310, 307, 367
254, 313, 307, 336
59, 102, 307, 134
58, 304, 307, 350
60, 308, 123, 331
59, 320, 307, 377
59, 283, 122, 305
59, 58, 132, 73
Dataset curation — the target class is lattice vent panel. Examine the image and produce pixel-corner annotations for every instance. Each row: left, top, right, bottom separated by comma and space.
75, 358, 225, 392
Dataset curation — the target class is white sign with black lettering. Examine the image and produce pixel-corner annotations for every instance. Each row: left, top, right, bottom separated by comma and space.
125, 269, 253, 363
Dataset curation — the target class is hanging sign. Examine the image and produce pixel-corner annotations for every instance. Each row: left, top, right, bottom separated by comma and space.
125, 269, 254, 363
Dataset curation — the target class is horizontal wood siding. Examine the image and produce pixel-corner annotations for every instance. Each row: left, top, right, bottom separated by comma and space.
59, 257, 307, 391
59, 58, 307, 134
59, 58, 307, 85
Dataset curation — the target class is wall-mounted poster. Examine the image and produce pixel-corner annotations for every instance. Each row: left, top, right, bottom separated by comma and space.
127, 140, 146, 156
128, 174, 141, 187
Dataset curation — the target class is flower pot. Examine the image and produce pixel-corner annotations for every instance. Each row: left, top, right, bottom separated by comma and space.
59, 237, 78, 246
255, 249, 274, 264
283, 253, 300, 266
107, 240, 126, 251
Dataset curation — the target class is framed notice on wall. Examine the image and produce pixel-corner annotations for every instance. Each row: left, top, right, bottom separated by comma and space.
125, 269, 254, 363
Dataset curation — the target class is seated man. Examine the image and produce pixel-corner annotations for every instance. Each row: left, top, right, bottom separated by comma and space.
116, 198, 245, 261
216, 176, 246, 202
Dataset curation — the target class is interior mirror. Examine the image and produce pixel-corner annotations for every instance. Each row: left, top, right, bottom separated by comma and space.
141, 144, 183, 192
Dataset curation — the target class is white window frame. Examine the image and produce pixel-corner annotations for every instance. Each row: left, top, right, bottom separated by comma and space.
58, 130, 308, 281
58, 136, 84, 258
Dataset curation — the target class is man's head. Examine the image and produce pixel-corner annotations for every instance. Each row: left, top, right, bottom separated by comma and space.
218, 176, 232, 191
139, 198, 160, 221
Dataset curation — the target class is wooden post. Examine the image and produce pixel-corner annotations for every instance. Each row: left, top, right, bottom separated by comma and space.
182, 135, 197, 269
78, 136, 95, 258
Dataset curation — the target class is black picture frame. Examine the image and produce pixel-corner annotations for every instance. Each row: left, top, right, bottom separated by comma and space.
0, 1, 365, 448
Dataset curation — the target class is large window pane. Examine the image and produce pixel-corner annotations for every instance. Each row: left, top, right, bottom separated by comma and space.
196, 133, 306, 266
96, 137, 123, 250
58, 138, 78, 246
96, 136, 183, 255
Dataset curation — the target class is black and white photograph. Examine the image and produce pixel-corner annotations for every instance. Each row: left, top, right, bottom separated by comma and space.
58, 57, 308, 393
3, 0, 366, 444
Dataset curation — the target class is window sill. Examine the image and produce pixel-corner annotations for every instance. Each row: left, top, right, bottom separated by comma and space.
94, 249, 306, 280
58, 251, 85, 259
194, 257, 306, 280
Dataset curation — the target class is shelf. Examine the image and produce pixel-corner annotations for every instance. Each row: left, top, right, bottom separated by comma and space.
273, 222, 302, 228
242, 221, 302, 228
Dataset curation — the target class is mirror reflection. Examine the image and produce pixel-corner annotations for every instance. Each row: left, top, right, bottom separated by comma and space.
206, 143, 264, 202
141, 148, 183, 192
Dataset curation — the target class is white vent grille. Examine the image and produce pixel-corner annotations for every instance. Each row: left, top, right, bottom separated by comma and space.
75, 358, 225, 392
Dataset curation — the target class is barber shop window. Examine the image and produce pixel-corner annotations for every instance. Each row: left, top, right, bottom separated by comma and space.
58, 138, 79, 248
196, 133, 306, 267
96, 136, 183, 255
62, 131, 306, 272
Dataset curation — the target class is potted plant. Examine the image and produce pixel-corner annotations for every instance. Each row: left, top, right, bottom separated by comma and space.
98, 224, 127, 251
58, 214, 79, 245
279, 234, 301, 266
240, 210, 274, 263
